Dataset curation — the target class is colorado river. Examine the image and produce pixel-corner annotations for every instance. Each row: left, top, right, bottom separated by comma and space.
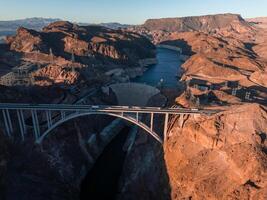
134, 48, 182, 88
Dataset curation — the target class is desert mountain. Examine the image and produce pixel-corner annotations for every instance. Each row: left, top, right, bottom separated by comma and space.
246, 17, 267, 61
0, 18, 131, 38
0, 17, 60, 36
142, 13, 253, 33
5, 21, 154, 64
128, 13, 267, 93
128, 13, 256, 45
1, 21, 155, 87
162, 31, 266, 84
247, 17, 267, 29
79, 22, 131, 30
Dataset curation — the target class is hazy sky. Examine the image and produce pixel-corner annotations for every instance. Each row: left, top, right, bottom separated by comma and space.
1, 0, 267, 24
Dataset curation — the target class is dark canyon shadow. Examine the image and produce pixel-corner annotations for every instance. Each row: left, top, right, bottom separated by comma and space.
80, 126, 130, 200
79, 127, 171, 200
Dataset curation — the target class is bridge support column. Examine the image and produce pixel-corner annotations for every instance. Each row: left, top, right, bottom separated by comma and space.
61, 111, 66, 120
164, 113, 169, 142
31, 110, 40, 141
46, 110, 52, 128
17, 110, 26, 141
20, 110, 27, 135
2, 109, 12, 137
136, 112, 139, 122
179, 114, 184, 128
150, 113, 154, 131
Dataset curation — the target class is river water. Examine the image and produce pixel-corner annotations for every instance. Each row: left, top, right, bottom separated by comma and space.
134, 48, 182, 88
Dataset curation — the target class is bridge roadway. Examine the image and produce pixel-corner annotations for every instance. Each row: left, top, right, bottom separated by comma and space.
0, 103, 221, 144
0, 103, 219, 115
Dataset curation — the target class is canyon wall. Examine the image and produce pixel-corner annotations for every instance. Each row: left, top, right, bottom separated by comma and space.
143, 14, 252, 33
165, 104, 267, 200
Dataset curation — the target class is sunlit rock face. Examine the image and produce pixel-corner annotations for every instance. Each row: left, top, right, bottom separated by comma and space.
6, 21, 155, 64
128, 13, 267, 90
2, 21, 156, 87
165, 103, 267, 200
128, 13, 255, 44
143, 14, 252, 33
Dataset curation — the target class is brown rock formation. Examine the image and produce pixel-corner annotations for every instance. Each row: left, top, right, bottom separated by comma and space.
143, 14, 252, 34
128, 14, 267, 89
161, 31, 265, 86
165, 103, 267, 199
6, 21, 155, 64
247, 17, 267, 29
1, 21, 156, 88
6, 27, 47, 53
248, 18, 267, 62
128, 14, 255, 44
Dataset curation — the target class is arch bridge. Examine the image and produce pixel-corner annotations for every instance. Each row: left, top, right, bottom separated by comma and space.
0, 103, 220, 144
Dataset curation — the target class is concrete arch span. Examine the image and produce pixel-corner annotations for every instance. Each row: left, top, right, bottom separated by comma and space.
36, 111, 162, 144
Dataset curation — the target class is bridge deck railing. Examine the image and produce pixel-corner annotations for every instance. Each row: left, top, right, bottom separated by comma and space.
0, 103, 220, 144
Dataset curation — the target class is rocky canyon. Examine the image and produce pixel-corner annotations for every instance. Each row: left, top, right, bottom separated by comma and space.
0, 11, 266, 200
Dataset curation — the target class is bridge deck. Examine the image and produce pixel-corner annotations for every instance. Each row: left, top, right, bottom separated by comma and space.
0, 103, 220, 115
0, 103, 222, 144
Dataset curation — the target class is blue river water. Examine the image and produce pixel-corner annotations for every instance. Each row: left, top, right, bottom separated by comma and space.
134, 48, 182, 88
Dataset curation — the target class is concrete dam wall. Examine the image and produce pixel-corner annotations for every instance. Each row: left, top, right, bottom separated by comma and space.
102, 83, 160, 106
157, 44, 189, 62
156, 44, 182, 53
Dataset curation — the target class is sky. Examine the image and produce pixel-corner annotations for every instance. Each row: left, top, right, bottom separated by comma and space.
0, 0, 267, 24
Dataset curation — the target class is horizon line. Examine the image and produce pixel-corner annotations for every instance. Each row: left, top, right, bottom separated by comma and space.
0, 13, 267, 25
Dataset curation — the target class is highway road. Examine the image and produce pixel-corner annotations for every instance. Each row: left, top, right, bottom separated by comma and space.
0, 103, 221, 115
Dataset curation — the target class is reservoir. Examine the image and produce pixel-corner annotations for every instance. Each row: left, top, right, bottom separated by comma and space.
134, 48, 182, 88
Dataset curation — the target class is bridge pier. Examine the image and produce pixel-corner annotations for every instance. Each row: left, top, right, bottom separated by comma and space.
164, 113, 169, 141
61, 111, 66, 120
150, 113, 154, 132
17, 110, 26, 141
46, 110, 52, 128
179, 114, 184, 128
31, 110, 40, 140
2, 109, 13, 137
136, 112, 139, 122
20, 110, 27, 135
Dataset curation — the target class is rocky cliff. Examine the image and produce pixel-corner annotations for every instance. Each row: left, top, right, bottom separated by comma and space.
165, 103, 267, 200
128, 14, 255, 44
1, 21, 156, 87
130, 14, 267, 96
247, 17, 267, 62
6, 21, 155, 64
143, 14, 252, 33
247, 17, 267, 29
121, 13, 267, 200
161, 31, 266, 85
